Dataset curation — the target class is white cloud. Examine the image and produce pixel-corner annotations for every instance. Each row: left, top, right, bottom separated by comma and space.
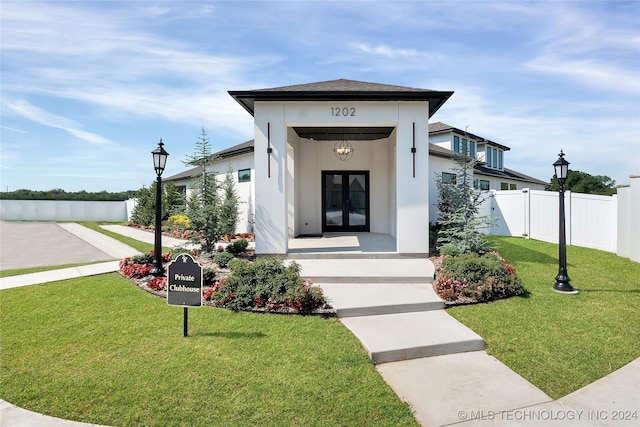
2, 100, 111, 145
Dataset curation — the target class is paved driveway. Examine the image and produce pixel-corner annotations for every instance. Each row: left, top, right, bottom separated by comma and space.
0, 221, 114, 270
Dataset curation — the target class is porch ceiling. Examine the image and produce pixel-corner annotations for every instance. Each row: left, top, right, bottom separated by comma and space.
293, 126, 394, 141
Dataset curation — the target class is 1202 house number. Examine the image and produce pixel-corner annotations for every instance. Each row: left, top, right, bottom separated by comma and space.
331, 107, 356, 117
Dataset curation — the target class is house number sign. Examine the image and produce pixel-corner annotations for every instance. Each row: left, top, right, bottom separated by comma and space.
330, 107, 356, 117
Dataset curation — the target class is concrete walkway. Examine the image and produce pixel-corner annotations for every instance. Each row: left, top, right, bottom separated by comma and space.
0, 222, 638, 426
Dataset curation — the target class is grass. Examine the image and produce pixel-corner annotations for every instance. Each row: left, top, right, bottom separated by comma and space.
447, 236, 640, 399
77, 221, 162, 254
0, 274, 417, 426
0, 262, 105, 278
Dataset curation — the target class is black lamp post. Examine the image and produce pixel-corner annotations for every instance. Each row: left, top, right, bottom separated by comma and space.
150, 139, 169, 277
553, 150, 578, 294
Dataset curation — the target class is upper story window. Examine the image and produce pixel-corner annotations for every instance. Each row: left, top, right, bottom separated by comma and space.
453, 135, 476, 158
486, 146, 504, 170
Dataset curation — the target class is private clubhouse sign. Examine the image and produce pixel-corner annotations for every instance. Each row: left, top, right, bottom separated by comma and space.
167, 253, 203, 307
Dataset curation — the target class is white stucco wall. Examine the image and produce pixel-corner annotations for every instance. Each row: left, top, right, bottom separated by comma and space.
252, 100, 430, 255
429, 133, 451, 150
428, 155, 456, 224
214, 155, 255, 234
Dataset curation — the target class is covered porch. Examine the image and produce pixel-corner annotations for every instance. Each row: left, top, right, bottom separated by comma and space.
287, 232, 397, 258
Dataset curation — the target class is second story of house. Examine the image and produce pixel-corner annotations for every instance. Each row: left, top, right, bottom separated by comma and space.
428, 122, 546, 192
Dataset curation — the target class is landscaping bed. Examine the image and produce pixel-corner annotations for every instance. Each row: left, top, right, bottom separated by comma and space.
431, 251, 528, 306
119, 245, 335, 316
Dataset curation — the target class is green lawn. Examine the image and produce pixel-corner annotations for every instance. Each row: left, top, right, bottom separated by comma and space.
447, 236, 640, 399
0, 274, 417, 427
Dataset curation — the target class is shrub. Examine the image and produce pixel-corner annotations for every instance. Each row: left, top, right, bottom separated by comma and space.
226, 239, 249, 255
167, 214, 190, 230
210, 257, 326, 313
131, 253, 154, 265
434, 252, 527, 304
214, 252, 234, 268
203, 268, 216, 286
439, 244, 461, 257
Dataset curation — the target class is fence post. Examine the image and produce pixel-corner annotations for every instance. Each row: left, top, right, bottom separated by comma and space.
523, 188, 530, 239
565, 190, 572, 246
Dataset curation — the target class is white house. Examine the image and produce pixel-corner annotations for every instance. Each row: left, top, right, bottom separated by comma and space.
166, 79, 546, 256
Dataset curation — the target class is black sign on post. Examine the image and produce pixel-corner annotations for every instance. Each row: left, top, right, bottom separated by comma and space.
167, 253, 203, 337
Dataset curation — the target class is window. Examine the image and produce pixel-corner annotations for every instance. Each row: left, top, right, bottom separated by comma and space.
501, 182, 509, 190
470, 141, 476, 158
480, 180, 490, 190
442, 172, 456, 184
510, 184, 517, 190
238, 169, 251, 182
485, 146, 504, 170
473, 179, 479, 189
462, 138, 468, 156
453, 136, 460, 153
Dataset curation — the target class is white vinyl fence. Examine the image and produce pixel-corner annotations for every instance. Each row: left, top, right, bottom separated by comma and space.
482, 176, 639, 262
0, 199, 136, 222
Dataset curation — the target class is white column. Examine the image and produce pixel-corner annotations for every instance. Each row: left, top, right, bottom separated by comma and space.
254, 102, 288, 255
395, 103, 430, 255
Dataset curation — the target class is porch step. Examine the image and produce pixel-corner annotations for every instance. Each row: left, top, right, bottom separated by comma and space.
319, 283, 443, 317
340, 310, 485, 364
287, 252, 411, 259
293, 258, 434, 284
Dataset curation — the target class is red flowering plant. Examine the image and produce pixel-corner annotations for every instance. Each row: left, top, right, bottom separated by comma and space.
119, 251, 171, 279
433, 252, 528, 305
147, 276, 167, 291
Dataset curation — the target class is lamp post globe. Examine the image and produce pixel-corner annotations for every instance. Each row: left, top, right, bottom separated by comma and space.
553, 150, 578, 294
150, 139, 169, 277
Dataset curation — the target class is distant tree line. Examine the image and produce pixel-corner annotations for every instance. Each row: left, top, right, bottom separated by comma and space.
0, 188, 138, 201
547, 170, 617, 196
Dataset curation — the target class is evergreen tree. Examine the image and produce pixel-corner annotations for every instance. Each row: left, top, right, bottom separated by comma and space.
220, 166, 240, 236
436, 154, 493, 255
184, 128, 226, 252
130, 181, 185, 226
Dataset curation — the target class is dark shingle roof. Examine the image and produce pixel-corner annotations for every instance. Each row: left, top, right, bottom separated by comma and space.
164, 140, 254, 182
429, 122, 510, 151
229, 79, 453, 118
474, 165, 547, 185
429, 143, 546, 185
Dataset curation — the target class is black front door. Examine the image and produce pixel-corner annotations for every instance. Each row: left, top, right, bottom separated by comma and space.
322, 171, 370, 232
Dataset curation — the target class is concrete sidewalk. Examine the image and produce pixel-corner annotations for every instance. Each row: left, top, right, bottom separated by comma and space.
1, 222, 638, 426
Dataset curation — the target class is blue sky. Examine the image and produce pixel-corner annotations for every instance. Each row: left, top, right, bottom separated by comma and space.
1, 0, 638, 192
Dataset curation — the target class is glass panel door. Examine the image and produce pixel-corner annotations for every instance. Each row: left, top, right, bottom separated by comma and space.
325, 174, 343, 227
322, 171, 369, 232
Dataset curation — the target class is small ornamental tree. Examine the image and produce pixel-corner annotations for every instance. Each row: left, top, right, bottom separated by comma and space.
436, 153, 493, 255
184, 128, 240, 253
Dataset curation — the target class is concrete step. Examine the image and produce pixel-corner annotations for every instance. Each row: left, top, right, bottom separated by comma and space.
319, 283, 444, 317
293, 258, 434, 283
340, 310, 484, 364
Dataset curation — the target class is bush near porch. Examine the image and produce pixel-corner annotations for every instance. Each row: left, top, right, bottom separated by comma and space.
119, 247, 330, 315
433, 252, 528, 305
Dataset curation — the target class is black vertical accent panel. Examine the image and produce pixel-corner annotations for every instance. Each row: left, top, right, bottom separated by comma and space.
267, 122, 272, 178
411, 122, 417, 178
